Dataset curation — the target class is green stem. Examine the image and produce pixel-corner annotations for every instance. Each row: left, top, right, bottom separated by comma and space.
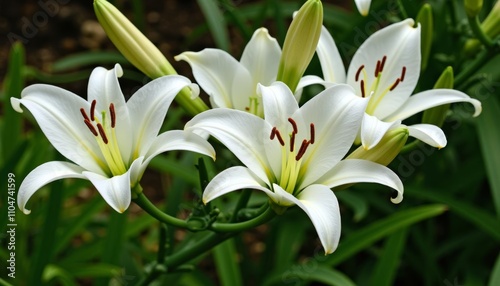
211, 204, 275, 232
231, 189, 253, 222
397, 0, 408, 19
468, 15, 494, 48
455, 48, 497, 89
133, 192, 189, 228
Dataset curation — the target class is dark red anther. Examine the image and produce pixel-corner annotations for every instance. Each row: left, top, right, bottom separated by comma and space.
80, 108, 90, 122
270, 127, 277, 140
296, 140, 310, 161
360, 80, 366, 98
288, 118, 298, 134
380, 55, 387, 72
84, 119, 98, 136
355, 65, 364, 82
374, 60, 381, 77
97, 123, 108, 144
272, 128, 285, 146
245, 107, 250, 111
390, 78, 401, 91
400, 66, 406, 82
109, 103, 116, 128
310, 123, 315, 144
90, 100, 97, 121
290, 132, 296, 152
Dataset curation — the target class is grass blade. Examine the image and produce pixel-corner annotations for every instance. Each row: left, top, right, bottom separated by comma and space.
213, 238, 243, 286
197, 0, 230, 51
371, 228, 409, 286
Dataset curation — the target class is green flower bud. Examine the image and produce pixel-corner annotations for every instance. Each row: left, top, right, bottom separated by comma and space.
93, 0, 208, 115
416, 4, 433, 72
347, 127, 409, 166
276, 0, 323, 92
421, 66, 454, 127
464, 0, 484, 18
464, 1, 500, 55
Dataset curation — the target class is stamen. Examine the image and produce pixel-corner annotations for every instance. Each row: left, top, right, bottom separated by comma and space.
296, 140, 310, 161
270, 127, 277, 140
245, 107, 250, 111
374, 60, 381, 77
400, 66, 406, 82
80, 108, 90, 122
310, 123, 315, 144
84, 119, 98, 136
380, 55, 387, 72
290, 132, 295, 152
97, 123, 109, 144
90, 100, 97, 121
360, 80, 366, 98
355, 65, 364, 82
109, 103, 116, 128
288, 118, 298, 134
390, 78, 401, 91
275, 129, 285, 146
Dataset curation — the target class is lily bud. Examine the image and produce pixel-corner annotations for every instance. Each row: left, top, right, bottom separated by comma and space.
93, 0, 209, 115
464, 0, 483, 18
416, 4, 433, 72
421, 66, 454, 127
464, 0, 500, 55
276, 0, 323, 92
348, 127, 409, 166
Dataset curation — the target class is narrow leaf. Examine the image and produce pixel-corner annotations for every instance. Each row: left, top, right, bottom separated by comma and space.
197, 0, 230, 51
213, 238, 243, 286
371, 228, 409, 286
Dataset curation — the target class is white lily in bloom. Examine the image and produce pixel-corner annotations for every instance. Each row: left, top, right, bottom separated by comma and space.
317, 19, 482, 150
175, 28, 320, 116
354, 0, 371, 16
186, 82, 403, 254
11, 64, 215, 214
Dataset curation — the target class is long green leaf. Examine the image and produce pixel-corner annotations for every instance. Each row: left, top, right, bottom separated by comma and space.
325, 204, 447, 267
406, 187, 500, 241
489, 251, 500, 286
51, 51, 129, 72
475, 95, 500, 217
371, 228, 409, 286
213, 238, 243, 286
97, 211, 127, 286
266, 266, 355, 286
197, 0, 230, 51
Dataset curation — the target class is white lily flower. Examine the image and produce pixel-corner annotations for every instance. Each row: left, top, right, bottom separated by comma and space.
175, 28, 322, 116
354, 0, 371, 16
11, 64, 215, 214
316, 19, 482, 150
185, 82, 403, 254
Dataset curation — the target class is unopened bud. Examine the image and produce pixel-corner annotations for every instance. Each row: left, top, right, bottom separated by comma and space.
348, 127, 409, 166
416, 4, 433, 72
421, 66, 454, 127
464, 0, 484, 18
464, 0, 500, 55
276, 0, 323, 92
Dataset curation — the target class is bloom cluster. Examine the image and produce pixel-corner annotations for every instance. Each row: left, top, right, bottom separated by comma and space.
11, 0, 482, 256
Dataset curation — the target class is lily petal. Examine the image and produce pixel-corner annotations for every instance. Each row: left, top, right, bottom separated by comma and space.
273, 184, 341, 254
259, 82, 299, 129
186, 109, 274, 184
83, 159, 142, 213
316, 26, 347, 83
11, 85, 106, 174
17, 161, 86, 214
384, 89, 482, 122
360, 114, 400, 150
127, 75, 199, 157
295, 75, 329, 103
347, 19, 420, 118
240, 28, 281, 87
407, 124, 447, 148
317, 159, 404, 204
87, 64, 133, 164
175, 49, 253, 109
203, 166, 270, 203
298, 84, 368, 188
354, 0, 371, 16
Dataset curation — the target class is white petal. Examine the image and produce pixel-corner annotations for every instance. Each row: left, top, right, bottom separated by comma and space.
83, 159, 142, 213
317, 159, 404, 204
316, 26, 347, 83
12, 85, 106, 174
385, 89, 483, 121
272, 184, 341, 254
137, 130, 216, 183
17, 161, 86, 214
259, 82, 299, 128
203, 166, 271, 203
360, 114, 400, 150
240, 28, 281, 87
185, 109, 273, 184
407, 124, 447, 148
175, 49, 252, 109
127, 75, 198, 157
347, 19, 421, 118
298, 84, 368, 188
354, 0, 372, 16
294, 75, 328, 103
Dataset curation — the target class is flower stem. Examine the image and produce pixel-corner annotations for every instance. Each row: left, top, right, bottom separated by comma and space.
211, 204, 275, 232
455, 47, 497, 89
133, 192, 189, 228
468, 16, 495, 48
